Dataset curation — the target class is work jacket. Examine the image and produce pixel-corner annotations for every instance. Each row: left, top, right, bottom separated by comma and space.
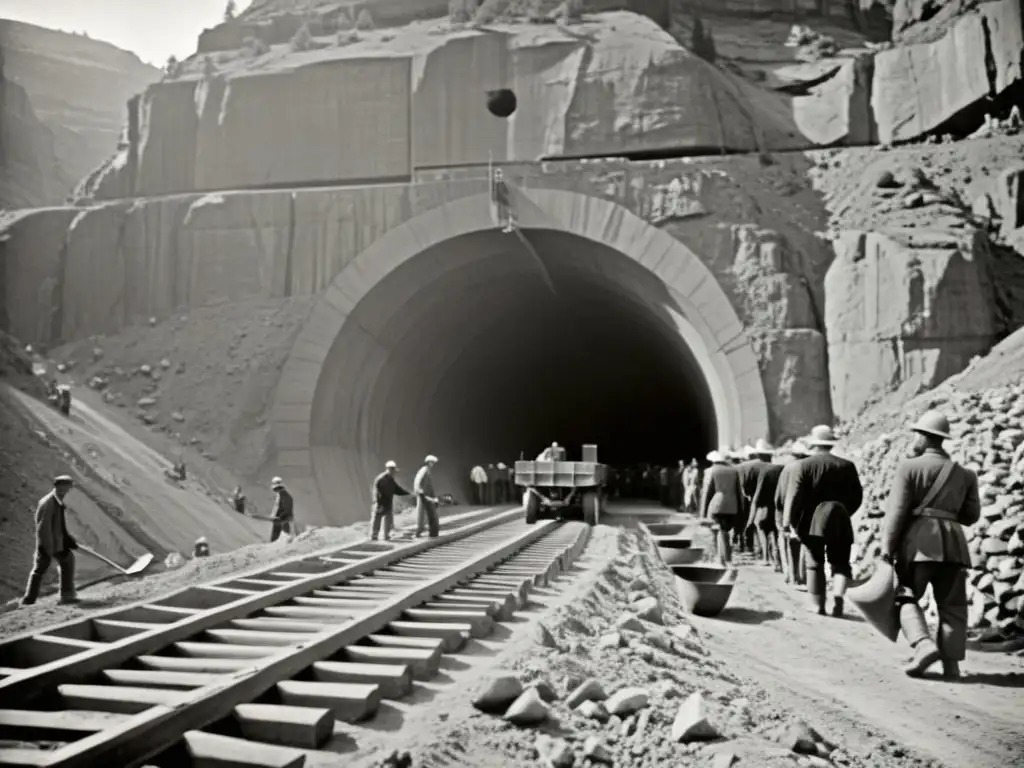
272, 488, 294, 521
737, 459, 770, 525
774, 461, 800, 529
372, 471, 410, 513
470, 466, 487, 484
699, 463, 742, 519
414, 466, 436, 508
783, 452, 863, 538
35, 490, 74, 556
751, 461, 783, 516
880, 448, 980, 565
682, 467, 701, 505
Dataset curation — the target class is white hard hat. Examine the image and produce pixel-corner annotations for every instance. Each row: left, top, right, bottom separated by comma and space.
425, 455, 438, 463
806, 424, 839, 446
754, 438, 775, 455
706, 450, 725, 463
271, 476, 284, 487
385, 460, 397, 469
196, 536, 208, 544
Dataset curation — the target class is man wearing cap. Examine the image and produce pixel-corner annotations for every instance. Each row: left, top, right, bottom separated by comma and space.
22, 475, 79, 606
414, 455, 441, 538
879, 410, 980, 679
775, 441, 810, 584
700, 448, 744, 566
745, 440, 784, 569
371, 461, 411, 541
783, 425, 863, 616
269, 476, 295, 543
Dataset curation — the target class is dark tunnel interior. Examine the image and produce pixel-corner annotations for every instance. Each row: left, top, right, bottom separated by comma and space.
312, 228, 722, 513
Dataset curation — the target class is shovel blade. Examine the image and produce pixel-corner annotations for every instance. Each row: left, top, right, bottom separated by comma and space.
125, 553, 155, 575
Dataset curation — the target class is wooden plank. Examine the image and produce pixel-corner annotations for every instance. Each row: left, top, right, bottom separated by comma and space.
102, 669, 224, 689
203, 630, 304, 648
0, 508, 523, 702
106, 605, 200, 624
136, 656, 255, 674
93, 621, 162, 643
233, 703, 333, 749
183, 730, 305, 768
59, 684, 188, 715
387, 621, 471, 651
227, 619, 323, 634
275, 680, 380, 723
0, 708, 129, 733
311, 661, 411, 699
20, 636, 103, 667
45, 517, 554, 767
402, 608, 492, 637
174, 643, 279, 659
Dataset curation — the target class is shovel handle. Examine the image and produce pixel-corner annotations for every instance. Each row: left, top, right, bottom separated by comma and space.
76, 544, 124, 572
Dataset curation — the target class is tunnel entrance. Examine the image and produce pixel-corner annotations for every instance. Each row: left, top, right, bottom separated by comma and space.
274, 189, 770, 525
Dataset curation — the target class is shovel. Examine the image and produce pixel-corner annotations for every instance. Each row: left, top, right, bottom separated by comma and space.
77, 545, 154, 576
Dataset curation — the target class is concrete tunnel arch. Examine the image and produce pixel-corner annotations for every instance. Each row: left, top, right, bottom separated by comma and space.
272, 189, 770, 526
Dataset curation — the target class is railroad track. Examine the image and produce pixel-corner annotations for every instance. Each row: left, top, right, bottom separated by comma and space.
0, 508, 589, 767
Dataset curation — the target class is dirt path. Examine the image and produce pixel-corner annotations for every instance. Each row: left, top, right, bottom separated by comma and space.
689, 559, 1024, 768
9, 386, 267, 553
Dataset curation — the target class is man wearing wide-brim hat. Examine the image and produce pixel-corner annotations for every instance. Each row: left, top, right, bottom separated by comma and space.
269, 476, 295, 543
743, 439, 785, 570
700, 448, 744, 566
414, 455, 442, 538
775, 440, 811, 584
21, 475, 80, 606
877, 410, 981, 680
782, 425, 864, 617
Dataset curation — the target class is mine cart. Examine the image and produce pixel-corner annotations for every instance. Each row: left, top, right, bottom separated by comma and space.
515, 444, 607, 526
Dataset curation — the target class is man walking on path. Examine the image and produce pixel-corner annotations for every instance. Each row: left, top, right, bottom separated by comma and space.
775, 441, 809, 584
783, 425, 863, 615
700, 449, 744, 566
804, 500, 855, 617
370, 460, 410, 541
496, 462, 511, 504
414, 455, 442, 538
682, 459, 701, 514
269, 476, 295, 542
22, 475, 79, 606
470, 464, 487, 505
747, 439, 783, 569
880, 411, 980, 679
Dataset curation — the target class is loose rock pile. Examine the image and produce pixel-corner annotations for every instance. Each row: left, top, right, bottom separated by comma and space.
844, 381, 1024, 630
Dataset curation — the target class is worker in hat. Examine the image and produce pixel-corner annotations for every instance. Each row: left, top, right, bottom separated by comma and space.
879, 410, 980, 680
269, 476, 295, 543
469, 464, 488, 505
782, 425, 863, 616
414, 455, 441, 538
230, 486, 247, 515
496, 462, 511, 505
775, 441, 810, 584
734, 444, 764, 556
193, 536, 210, 558
742, 439, 784, 569
700, 449, 743, 566
370, 460, 410, 541
682, 459, 701, 514
22, 475, 80, 606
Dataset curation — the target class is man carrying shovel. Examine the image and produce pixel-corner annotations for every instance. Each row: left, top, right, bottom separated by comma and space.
22, 476, 80, 606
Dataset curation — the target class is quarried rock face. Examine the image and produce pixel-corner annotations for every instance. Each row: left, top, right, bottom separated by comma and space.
872, 0, 1022, 144
825, 228, 1000, 420
749, 329, 832, 442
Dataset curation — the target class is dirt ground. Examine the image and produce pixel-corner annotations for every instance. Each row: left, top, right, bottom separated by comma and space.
295, 511, 1023, 768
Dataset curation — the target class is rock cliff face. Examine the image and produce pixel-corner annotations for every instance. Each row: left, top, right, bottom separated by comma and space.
0, 20, 159, 202
0, 47, 69, 208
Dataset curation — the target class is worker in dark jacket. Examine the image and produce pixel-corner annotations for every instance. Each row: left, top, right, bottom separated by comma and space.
658, 466, 671, 507
746, 439, 783, 569
735, 445, 764, 555
783, 425, 863, 614
496, 462, 511, 504
880, 411, 980, 680
370, 460, 410, 541
700, 449, 743, 566
22, 475, 80, 606
230, 486, 246, 515
414, 455, 441, 538
486, 464, 501, 505
269, 476, 295, 543
775, 441, 810, 584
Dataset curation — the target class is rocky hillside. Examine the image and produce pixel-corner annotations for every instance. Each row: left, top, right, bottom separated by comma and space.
842, 326, 1024, 632
0, 46, 69, 208
0, 20, 159, 204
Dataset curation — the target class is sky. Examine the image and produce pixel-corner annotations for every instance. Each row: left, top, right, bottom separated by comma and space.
0, 0, 255, 66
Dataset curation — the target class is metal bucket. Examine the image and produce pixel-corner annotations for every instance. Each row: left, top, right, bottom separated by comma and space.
672, 565, 739, 617
646, 523, 688, 537
657, 545, 705, 566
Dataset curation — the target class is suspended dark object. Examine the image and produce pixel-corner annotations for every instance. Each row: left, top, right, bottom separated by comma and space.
486, 88, 517, 118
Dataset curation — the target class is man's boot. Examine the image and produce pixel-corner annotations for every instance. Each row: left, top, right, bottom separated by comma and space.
807, 592, 826, 615
941, 659, 961, 680
900, 603, 941, 678
831, 596, 844, 618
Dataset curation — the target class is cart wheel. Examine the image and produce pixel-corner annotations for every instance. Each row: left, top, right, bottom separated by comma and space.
524, 490, 539, 525
582, 491, 600, 526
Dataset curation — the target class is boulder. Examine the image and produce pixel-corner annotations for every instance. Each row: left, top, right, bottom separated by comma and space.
472, 675, 523, 714
576, 700, 610, 722
605, 686, 649, 717
566, 678, 607, 708
670, 692, 721, 743
632, 596, 664, 624
504, 687, 549, 726
616, 613, 647, 633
